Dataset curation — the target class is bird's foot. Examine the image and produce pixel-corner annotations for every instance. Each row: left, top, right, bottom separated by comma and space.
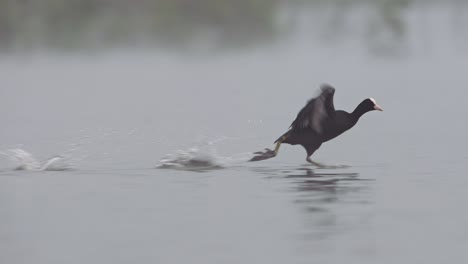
250, 148, 277, 162
306, 158, 349, 169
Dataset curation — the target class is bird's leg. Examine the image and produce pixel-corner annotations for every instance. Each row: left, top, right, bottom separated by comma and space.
273, 139, 283, 154
306, 157, 326, 167
273, 135, 290, 154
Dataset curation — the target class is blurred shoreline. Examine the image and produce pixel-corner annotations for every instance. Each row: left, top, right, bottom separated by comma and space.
1, 1, 467, 54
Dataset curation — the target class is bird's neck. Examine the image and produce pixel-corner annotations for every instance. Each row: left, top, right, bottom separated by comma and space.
351, 102, 370, 120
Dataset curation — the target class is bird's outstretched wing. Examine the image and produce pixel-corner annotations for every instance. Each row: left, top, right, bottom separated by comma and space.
290, 84, 336, 134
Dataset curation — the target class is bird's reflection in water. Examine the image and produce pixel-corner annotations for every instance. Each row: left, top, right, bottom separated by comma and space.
288, 168, 373, 243
286, 168, 361, 195
253, 166, 374, 243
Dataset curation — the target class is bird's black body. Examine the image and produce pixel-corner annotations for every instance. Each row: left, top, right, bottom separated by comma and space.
250, 84, 382, 164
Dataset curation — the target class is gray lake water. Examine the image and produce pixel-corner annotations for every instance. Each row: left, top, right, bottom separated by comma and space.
1, 3, 468, 264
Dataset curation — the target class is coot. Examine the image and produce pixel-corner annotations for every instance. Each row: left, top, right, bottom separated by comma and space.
250, 84, 383, 166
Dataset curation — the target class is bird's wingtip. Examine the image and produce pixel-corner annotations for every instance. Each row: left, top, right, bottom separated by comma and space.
320, 83, 335, 93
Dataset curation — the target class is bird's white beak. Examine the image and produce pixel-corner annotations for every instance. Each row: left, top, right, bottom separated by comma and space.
374, 104, 383, 111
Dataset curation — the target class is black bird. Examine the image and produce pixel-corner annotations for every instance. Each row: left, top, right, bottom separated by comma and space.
250, 84, 383, 166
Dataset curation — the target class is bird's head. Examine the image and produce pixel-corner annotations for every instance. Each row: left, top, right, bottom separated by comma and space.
363, 98, 383, 112
368, 98, 383, 111
353, 98, 383, 118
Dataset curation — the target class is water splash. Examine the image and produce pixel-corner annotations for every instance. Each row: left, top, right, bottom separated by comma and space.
157, 138, 254, 171
157, 147, 224, 171
3, 149, 72, 171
